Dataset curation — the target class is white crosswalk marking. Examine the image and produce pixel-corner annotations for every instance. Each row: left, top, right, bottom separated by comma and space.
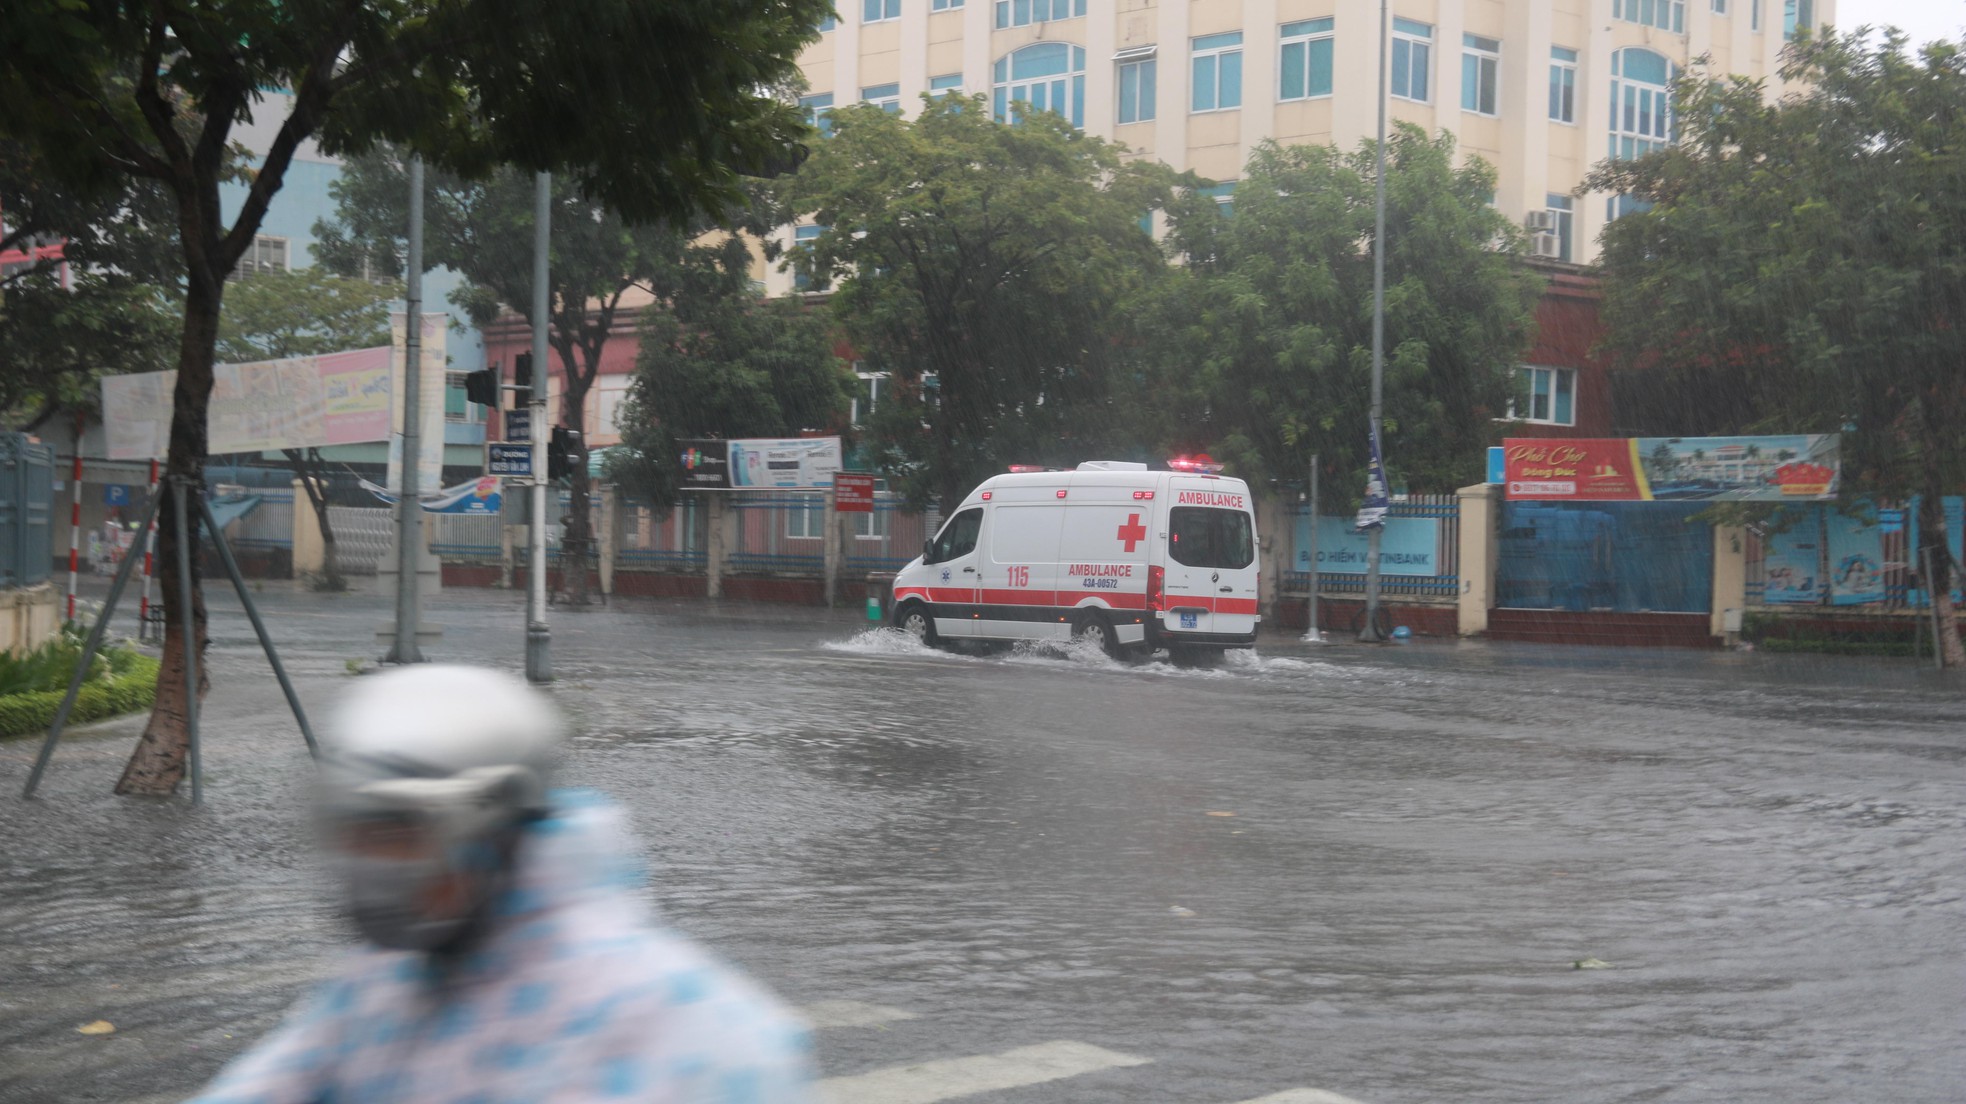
1227, 1090, 1371, 1104
818, 1039, 1151, 1104
801, 999, 921, 1030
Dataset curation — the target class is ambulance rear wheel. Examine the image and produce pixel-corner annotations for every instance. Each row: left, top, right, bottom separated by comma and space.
1072, 611, 1118, 657
896, 602, 938, 647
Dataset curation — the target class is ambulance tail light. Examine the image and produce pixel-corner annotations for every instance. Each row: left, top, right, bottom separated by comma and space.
1147, 565, 1165, 614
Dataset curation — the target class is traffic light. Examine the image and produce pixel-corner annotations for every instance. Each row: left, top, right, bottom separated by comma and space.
547, 426, 578, 482
512, 352, 534, 409
462, 366, 499, 406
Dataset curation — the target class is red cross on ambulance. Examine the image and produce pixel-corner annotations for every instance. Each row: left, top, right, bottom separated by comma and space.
1117, 513, 1147, 552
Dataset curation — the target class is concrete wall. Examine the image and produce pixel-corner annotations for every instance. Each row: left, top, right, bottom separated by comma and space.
1456, 482, 1499, 636
1, 584, 62, 655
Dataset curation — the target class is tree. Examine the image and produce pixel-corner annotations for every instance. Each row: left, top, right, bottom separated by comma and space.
0, 142, 181, 425
215, 267, 401, 590
779, 96, 1177, 511
0, 0, 830, 795
1586, 29, 1966, 665
1130, 128, 1540, 499
607, 239, 855, 507
314, 155, 760, 604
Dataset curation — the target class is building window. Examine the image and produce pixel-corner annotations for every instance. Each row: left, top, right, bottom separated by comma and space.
231, 235, 289, 279
794, 224, 826, 291
1751, 0, 1762, 31
1516, 366, 1576, 425
1711, 0, 1727, 13
1461, 34, 1500, 115
820, 9, 837, 31
993, 43, 1087, 127
1117, 57, 1157, 123
1609, 48, 1672, 160
863, 83, 902, 113
444, 371, 484, 424
1549, 47, 1577, 122
864, 0, 899, 23
1783, 0, 1812, 40
1613, 0, 1684, 34
995, 0, 1083, 29
852, 368, 886, 426
1605, 193, 1653, 222
787, 499, 825, 540
1278, 19, 1335, 101
1191, 32, 1244, 112
800, 93, 835, 137
1200, 181, 1236, 217
1544, 194, 1574, 261
854, 507, 891, 540
933, 0, 962, 9
930, 73, 964, 97
1390, 19, 1432, 103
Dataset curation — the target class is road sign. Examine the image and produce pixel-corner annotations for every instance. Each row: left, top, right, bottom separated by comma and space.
835, 472, 876, 513
488, 443, 533, 478
505, 408, 531, 442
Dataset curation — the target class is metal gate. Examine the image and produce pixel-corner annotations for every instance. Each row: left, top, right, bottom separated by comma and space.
1497, 501, 1712, 613
0, 433, 55, 588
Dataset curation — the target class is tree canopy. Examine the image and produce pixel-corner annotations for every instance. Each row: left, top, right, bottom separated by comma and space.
1587, 28, 1966, 662
1133, 127, 1540, 499
779, 95, 1178, 510
215, 267, 399, 364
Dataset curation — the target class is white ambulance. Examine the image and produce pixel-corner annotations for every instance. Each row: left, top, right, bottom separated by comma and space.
890, 461, 1260, 657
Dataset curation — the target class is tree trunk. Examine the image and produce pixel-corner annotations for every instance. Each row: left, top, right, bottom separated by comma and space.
1916, 488, 1964, 668
558, 350, 594, 606
117, 274, 220, 796
287, 448, 344, 591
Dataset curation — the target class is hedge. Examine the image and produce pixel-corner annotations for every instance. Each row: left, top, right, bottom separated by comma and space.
0, 654, 161, 738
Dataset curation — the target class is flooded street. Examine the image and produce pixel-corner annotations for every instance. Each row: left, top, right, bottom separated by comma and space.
3, 582, 1962, 1103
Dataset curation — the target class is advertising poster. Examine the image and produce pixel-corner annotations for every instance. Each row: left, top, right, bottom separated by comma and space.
1760, 514, 1822, 605
677, 440, 731, 489
1295, 516, 1442, 576
102, 346, 397, 460
1824, 507, 1885, 606
360, 476, 502, 514
728, 437, 844, 489
1504, 435, 1840, 502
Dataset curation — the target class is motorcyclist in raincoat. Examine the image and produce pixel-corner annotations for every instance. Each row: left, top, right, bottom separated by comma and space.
187, 665, 813, 1104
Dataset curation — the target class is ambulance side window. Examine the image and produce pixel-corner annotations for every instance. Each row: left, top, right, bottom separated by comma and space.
930, 508, 983, 563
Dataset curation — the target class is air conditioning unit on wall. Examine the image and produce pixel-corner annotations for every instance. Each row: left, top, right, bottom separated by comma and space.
1531, 232, 1562, 258
1524, 210, 1556, 233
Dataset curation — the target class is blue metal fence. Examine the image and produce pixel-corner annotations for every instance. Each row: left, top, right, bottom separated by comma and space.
1497, 500, 1713, 613
1280, 495, 1461, 598
0, 433, 55, 589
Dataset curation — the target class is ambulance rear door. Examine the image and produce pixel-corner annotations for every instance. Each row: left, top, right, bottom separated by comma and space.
1159, 477, 1260, 642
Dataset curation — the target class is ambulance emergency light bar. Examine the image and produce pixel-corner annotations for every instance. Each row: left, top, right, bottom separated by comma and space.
1166, 454, 1225, 473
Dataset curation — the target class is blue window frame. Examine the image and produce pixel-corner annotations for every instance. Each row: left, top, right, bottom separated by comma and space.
1279, 19, 1335, 101
800, 93, 835, 137
993, 43, 1087, 126
1609, 48, 1672, 160
1461, 34, 1499, 115
1118, 57, 1156, 123
794, 225, 826, 291
863, 83, 902, 113
1613, 0, 1684, 33
1390, 19, 1432, 103
933, 0, 963, 9
1549, 46, 1577, 122
995, 0, 1084, 29
1191, 32, 1243, 112
865, 0, 900, 23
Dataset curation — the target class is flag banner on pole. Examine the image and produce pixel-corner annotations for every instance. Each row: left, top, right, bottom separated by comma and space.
360, 475, 502, 514
1355, 427, 1389, 530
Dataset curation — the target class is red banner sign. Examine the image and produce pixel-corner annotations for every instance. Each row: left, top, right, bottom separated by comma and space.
834, 472, 876, 513
1502, 439, 1646, 501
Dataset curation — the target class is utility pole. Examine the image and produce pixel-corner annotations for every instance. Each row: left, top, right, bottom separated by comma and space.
1357, 0, 1391, 644
385, 155, 427, 664
525, 171, 552, 682
1302, 454, 1322, 642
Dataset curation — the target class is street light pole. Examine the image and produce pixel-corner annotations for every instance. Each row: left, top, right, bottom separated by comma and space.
385, 155, 427, 664
525, 171, 552, 683
1358, 0, 1391, 644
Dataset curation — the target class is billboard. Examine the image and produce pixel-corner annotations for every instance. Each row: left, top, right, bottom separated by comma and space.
102, 346, 394, 460
678, 438, 843, 489
1294, 516, 1442, 576
1503, 435, 1840, 502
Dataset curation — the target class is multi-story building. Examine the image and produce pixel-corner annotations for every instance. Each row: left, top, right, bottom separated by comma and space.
771, 0, 1828, 288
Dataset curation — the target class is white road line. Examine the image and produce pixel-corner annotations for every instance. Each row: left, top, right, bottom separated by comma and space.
801, 999, 921, 1030
818, 1039, 1151, 1104
1227, 1090, 1372, 1104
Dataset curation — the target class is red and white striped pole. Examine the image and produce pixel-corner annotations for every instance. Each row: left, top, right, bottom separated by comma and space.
64, 419, 83, 622
138, 458, 160, 632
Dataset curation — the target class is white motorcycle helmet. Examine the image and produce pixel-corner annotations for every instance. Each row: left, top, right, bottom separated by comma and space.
316, 665, 563, 953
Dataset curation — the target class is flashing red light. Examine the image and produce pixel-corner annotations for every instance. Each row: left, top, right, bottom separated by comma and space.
1055, 489, 1068, 498
1146, 564, 1165, 613
1167, 453, 1225, 474
980, 491, 992, 500
1132, 490, 1155, 500
1008, 464, 1045, 473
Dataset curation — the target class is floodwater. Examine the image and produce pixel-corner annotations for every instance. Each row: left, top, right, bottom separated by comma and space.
2, 584, 1962, 1103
